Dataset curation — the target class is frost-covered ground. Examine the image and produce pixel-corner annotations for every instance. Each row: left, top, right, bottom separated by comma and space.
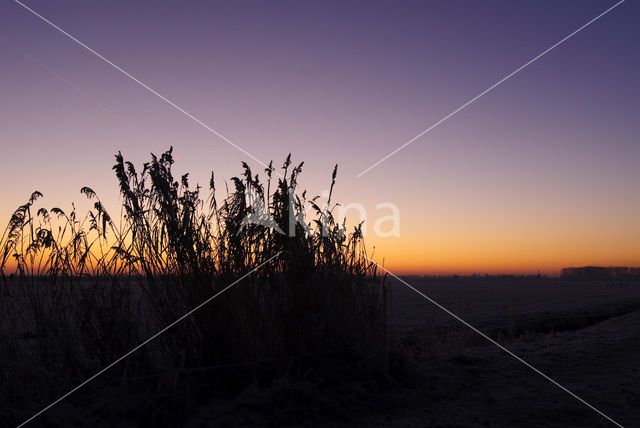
389, 276, 640, 333
364, 277, 640, 427
357, 309, 640, 427
186, 277, 640, 427
9, 277, 639, 427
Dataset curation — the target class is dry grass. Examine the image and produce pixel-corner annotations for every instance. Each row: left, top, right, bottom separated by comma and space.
0, 149, 395, 426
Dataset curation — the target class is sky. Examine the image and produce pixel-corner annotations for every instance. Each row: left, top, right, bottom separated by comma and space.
1, 0, 639, 274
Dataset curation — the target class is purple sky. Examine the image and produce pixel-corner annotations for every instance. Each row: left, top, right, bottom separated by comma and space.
1, 0, 639, 273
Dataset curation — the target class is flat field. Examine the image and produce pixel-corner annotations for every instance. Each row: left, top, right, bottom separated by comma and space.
371, 276, 640, 427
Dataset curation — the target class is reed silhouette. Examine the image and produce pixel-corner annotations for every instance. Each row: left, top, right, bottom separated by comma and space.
0, 149, 396, 426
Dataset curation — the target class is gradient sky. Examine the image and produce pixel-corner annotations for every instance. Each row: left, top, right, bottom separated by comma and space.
1, 0, 639, 274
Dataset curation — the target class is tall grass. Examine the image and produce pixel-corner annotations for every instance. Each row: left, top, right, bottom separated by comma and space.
0, 149, 391, 425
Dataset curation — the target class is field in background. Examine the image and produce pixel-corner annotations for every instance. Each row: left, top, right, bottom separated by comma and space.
390, 276, 640, 336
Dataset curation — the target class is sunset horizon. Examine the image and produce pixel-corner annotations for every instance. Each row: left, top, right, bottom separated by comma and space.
2, 1, 639, 277
2, 1, 639, 426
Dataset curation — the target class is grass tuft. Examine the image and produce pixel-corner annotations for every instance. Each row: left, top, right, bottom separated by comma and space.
0, 149, 395, 426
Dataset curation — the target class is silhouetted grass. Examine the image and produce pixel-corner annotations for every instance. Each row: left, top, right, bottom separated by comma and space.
0, 149, 396, 426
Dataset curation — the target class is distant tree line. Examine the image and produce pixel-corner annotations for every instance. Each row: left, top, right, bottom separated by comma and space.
561, 266, 640, 280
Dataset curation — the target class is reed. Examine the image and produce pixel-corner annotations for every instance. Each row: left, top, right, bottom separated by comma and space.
0, 149, 392, 425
